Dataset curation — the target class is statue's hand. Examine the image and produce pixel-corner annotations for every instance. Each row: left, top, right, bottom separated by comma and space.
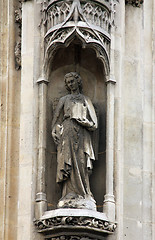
76, 118, 94, 128
52, 129, 60, 145
52, 124, 63, 144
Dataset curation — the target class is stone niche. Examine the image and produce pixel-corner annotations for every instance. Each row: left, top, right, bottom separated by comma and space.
46, 42, 107, 213
34, 0, 117, 239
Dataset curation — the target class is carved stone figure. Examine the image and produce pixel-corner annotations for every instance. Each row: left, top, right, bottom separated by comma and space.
52, 72, 98, 210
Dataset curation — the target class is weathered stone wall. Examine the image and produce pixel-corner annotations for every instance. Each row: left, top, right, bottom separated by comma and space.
114, 1, 155, 239
0, 0, 21, 239
123, 3, 152, 239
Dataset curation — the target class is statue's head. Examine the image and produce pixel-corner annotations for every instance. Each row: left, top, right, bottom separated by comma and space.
64, 72, 82, 93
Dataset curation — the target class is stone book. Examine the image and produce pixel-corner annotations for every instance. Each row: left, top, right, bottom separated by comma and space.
71, 102, 87, 121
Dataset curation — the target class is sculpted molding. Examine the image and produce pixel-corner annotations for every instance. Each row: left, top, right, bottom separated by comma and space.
125, 0, 144, 7
14, 3, 22, 70
14, 41, 21, 70
34, 215, 116, 233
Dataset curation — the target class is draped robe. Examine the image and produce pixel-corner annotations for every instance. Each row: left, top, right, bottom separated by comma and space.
52, 93, 97, 203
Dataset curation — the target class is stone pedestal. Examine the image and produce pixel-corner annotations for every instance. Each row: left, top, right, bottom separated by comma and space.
34, 209, 116, 240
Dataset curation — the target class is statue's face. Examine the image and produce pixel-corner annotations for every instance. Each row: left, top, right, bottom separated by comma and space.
66, 76, 79, 92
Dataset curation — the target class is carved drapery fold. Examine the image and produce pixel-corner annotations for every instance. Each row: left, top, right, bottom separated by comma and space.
125, 0, 144, 7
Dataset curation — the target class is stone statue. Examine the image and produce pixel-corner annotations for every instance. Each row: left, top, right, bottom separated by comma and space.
52, 72, 98, 210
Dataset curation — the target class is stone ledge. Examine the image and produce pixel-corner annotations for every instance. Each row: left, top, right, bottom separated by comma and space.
34, 209, 116, 239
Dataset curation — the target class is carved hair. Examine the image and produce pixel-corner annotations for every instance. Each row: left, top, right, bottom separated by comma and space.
64, 72, 83, 93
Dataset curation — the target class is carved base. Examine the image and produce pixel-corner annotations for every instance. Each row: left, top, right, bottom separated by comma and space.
103, 194, 115, 222
57, 194, 96, 211
34, 209, 116, 239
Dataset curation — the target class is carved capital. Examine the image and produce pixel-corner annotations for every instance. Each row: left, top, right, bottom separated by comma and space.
105, 78, 116, 84
36, 77, 49, 84
125, 0, 144, 7
36, 192, 47, 202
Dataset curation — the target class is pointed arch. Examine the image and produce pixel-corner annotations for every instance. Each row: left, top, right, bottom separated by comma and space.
43, 27, 110, 80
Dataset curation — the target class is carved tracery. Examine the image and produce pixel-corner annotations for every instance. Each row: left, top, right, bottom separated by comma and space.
40, 0, 118, 76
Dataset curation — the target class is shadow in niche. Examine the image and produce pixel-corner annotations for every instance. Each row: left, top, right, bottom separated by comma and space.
46, 40, 106, 212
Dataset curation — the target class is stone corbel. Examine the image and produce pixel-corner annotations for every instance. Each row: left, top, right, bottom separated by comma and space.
34, 208, 116, 238
125, 0, 144, 7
